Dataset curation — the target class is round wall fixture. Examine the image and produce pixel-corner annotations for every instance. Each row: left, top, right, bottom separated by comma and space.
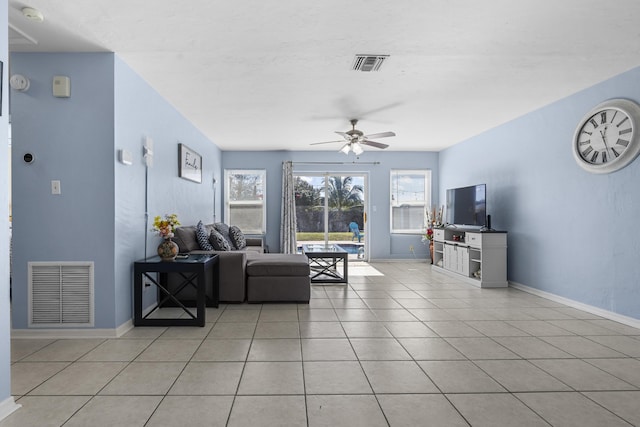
21, 7, 44, 22
23, 153, 35, 164
10, 74, 30, 92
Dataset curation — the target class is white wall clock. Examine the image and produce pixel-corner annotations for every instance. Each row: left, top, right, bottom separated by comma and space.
573, 98, 640, 174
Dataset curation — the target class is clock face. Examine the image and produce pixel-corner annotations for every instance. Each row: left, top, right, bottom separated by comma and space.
573, 99, 640, 174
576, 108, 632, 164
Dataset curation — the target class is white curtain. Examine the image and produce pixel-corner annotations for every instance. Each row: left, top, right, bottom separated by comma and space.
280, 161, 298, 254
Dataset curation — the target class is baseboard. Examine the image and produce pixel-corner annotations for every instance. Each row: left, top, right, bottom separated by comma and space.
0, 397, 21, 422
143, 302, 158, 318
115, 319, 134, 337
369, 258, 428, 263
11, 318, 135, 339
12, 328, 120, 339
510, 281, 640, 329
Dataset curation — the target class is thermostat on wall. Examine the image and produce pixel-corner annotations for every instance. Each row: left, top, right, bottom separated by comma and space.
52, 76, 71, 98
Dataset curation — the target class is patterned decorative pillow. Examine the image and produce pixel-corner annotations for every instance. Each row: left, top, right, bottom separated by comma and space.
214, 223, 236, 249
209, 228, 231, 251
229, 225, 246, 250
196, 221, 214, 251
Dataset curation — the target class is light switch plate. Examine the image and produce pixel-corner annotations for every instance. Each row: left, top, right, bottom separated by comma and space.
51, 180, 61, 195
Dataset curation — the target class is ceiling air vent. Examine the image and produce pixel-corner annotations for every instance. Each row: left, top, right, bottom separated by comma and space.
352, 55, 389, 72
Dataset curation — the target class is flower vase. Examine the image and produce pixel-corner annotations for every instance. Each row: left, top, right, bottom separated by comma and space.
429, 240, 434, 264
158, 238, 179, 261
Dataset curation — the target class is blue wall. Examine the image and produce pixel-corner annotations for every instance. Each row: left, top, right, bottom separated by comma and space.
10, 49, 639, 341
10, 53, 221, 330
1, 0, 12, 408
222, 150, 439, 258
11, 53, 116, 329
114, 56, 221, 326
440, 66, 640, 320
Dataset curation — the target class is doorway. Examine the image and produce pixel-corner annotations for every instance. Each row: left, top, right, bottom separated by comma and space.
294, 172, 368, 262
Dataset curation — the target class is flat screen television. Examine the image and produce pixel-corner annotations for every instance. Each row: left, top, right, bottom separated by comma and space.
445, 184, 486, 227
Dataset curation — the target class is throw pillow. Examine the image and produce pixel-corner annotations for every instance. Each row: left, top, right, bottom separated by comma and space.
195, 221, 214, 251
214, 222, 236, 249
229, 225, 247, 250
209, 229, 231, 251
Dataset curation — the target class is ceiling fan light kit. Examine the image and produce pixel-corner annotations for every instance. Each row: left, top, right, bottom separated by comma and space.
340, 142, 364, 155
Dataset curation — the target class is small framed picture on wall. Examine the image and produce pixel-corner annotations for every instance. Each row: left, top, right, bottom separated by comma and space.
178, 143, 202, 183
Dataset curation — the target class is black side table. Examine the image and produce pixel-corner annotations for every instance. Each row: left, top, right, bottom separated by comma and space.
133, 254, 219, 327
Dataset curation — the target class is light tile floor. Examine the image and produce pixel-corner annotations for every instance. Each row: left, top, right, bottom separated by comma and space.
4, 262, 640, 426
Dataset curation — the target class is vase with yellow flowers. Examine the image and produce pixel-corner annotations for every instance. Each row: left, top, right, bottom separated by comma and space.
152, 214, 181, 261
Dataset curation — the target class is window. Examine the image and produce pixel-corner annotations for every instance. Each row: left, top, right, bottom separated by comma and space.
390, 169, 431, 233
224, 169, 266, 234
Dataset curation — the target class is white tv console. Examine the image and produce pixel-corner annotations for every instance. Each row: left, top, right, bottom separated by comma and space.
431, 227, 507, 288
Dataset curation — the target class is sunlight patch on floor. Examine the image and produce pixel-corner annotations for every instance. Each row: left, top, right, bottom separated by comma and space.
349, 263, 385, 277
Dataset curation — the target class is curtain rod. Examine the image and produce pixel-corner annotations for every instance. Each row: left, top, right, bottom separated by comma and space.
289, 161, 381, 165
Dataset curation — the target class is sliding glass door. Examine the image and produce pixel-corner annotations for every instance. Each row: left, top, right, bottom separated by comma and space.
294, 173, 367, 262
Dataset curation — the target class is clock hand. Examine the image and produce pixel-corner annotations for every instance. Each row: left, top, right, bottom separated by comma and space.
600, 126, 612, 160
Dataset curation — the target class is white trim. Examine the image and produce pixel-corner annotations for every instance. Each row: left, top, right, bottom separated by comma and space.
11, 328, 121, 339
115, 319, 134, 337
142, 302, 158, 318
224, 169, 267, 234
0, 397, 21, 422
11, 319, 137, 339
510, 281, 640, 329
389, 169, 432, 234
370, 258, 427, 263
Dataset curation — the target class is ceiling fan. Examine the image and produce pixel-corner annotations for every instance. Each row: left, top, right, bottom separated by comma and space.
310, 119, 396, 154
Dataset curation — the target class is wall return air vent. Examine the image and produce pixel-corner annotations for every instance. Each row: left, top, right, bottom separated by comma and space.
352, 55, 389, 72
28, 262, 94, 327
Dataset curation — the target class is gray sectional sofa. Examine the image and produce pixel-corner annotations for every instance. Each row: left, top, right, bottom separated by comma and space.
170, 223, 310, 303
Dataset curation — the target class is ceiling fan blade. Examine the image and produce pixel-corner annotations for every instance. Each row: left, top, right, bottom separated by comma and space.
310, 140, 346, 146
361, 139, 389, 149
363, 131, 395, 139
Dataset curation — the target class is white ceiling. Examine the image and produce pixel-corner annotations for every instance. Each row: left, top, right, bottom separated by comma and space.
8, 0, 640, 152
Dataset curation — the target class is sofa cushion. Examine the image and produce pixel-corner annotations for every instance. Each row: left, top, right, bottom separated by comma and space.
214, 223, 236, 249
246, 254, 310, 276
196, 221, 214, 251
209, 228, 231, 251
229, 225, 247, 250
173, 226, 200, 253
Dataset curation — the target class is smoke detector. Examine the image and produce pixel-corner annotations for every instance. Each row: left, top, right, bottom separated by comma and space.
352, 55, 389, 72
22, 7, 44, 22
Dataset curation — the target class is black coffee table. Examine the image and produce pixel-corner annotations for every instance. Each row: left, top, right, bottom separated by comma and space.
302, 244, 348, 284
